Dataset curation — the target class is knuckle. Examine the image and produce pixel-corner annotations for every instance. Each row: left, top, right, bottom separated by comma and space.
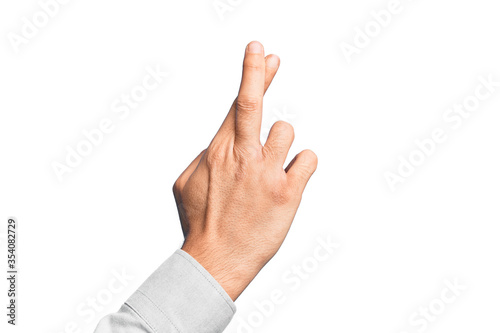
234, 145, 263, 170
234, 161, 250, 182
232, 145, 266, 182
243, 61, 264, 71
236, 96, 261, 113
205, 147, 226, 168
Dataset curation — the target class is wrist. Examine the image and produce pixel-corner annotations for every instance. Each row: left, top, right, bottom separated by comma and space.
181, 239, 264, 301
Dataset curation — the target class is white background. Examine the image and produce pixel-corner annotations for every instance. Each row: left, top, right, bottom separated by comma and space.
1, 0, 500, 332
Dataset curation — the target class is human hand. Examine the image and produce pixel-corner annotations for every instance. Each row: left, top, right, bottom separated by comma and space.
172, 41, 318, 301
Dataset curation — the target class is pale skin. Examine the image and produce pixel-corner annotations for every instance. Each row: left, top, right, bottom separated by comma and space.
172, 41, 318, 301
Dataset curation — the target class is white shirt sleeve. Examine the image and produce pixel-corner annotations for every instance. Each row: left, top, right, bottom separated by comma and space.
94, 249, 236, 333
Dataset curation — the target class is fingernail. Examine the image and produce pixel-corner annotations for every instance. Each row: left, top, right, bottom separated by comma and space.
247, 41, 263, 54
267, 55, 279, 68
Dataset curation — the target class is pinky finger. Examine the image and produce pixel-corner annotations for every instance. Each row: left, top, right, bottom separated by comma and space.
286, 149, 318, 194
